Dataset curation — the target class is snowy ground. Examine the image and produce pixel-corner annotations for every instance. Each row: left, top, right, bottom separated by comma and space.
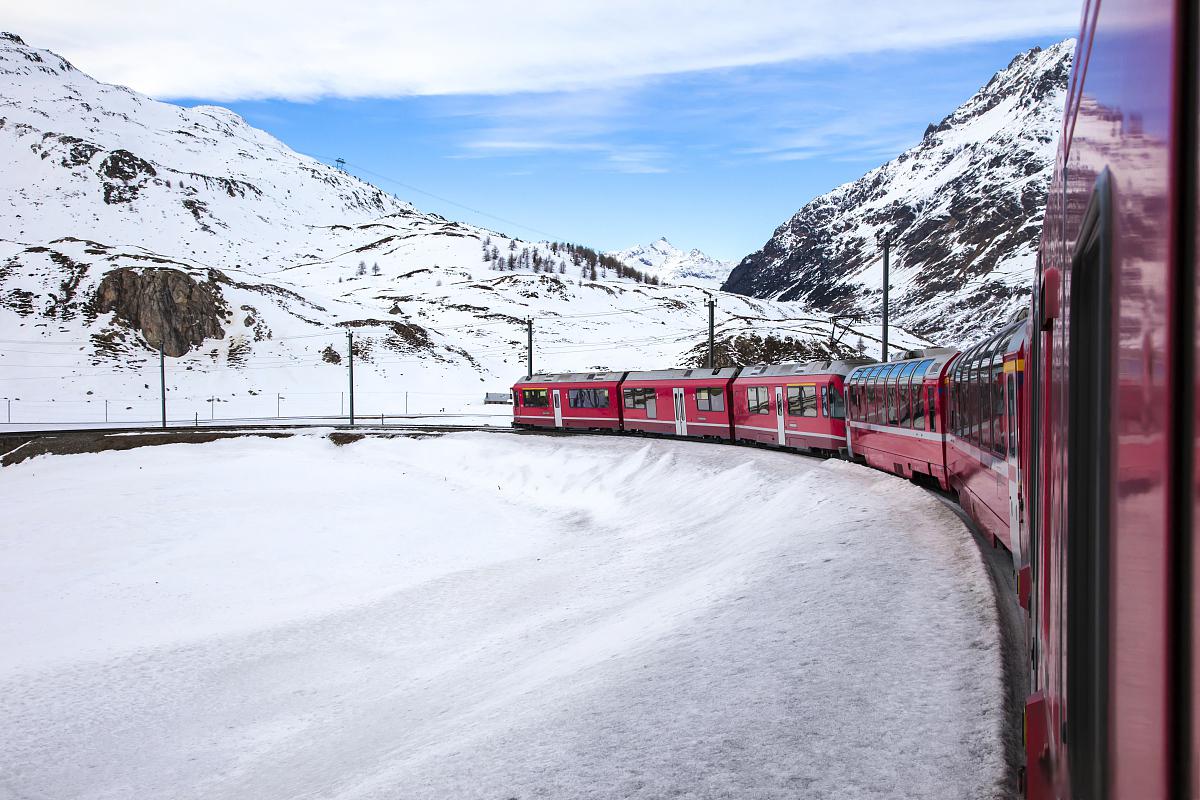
0, 433, 1005, 799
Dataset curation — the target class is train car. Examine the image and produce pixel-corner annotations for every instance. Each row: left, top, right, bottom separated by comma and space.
619, 368, 740, 439
1020, 0, 1198, 796
511, 372, 625, 430
730, 360, 868, 455
945, 320, 1028, 554
843, 349, 957, 489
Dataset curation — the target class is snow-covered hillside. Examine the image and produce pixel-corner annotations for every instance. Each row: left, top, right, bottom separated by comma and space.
607, 237, 734, 288
0, 32, 930, 427
722, 41, 1074, 345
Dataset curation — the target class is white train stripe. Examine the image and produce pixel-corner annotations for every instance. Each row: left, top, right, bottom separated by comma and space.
848, 420, 944, 443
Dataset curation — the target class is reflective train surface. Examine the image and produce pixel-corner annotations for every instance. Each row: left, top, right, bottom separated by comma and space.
514, 0, 1198, 794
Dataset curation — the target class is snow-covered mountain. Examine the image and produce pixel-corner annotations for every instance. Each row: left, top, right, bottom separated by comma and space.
722, 40, 1074, 345
0, 32, 929, 427
607, 238, 734, 288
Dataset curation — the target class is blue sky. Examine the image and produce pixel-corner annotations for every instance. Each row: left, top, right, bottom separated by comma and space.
19, 1, 1078, 261
186, 36, 1070, 261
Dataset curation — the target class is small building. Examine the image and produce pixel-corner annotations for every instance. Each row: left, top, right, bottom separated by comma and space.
484, 392, 512, 405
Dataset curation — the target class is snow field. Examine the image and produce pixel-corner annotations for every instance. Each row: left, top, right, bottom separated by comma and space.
0, 433, 1005, 798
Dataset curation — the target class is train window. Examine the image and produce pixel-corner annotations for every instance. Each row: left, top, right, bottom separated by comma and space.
623, 387, 656, 418
1007, 372, 1017, 457
512, 389, 520, 406
569, 388, 610, 409
826, 384, 846, 419
521, 388, 549, 407
787, 385, 817, 417
696, 387, 725, 412
928, 387, 937, 432
912, 383, 926, 430
747, 386, 771, 415
991, 368, 1005, 457
1064, 171, 1113, 798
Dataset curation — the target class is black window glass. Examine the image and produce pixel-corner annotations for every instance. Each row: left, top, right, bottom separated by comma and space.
569, 388, 610, 409
747, 386, 771, 415
522, 388, 549, 407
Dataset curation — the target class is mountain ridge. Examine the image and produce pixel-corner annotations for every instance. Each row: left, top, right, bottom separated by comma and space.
721, 40, 1074, 345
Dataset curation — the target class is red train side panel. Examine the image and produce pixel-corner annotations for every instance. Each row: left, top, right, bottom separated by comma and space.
1023, 1, 1194, 796
945, 320, 1028, 553
511, 372, 625, 430
620, 368, 739, 439
844, 349, 957, 490
731, 360, 868, 454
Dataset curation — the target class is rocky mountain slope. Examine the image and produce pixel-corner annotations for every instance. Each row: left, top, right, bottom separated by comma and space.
0, 33, 928, 426
722, 40, 1074, 346
607, 238, 734, 288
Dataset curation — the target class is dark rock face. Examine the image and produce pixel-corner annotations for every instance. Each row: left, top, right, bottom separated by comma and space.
97, 149, 157, 204
722, 41, 1074, 346
93, 268, 226, 356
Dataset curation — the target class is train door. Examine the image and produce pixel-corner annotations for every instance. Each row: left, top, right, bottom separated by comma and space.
552, 389, 563, 427
774, 385, 786, 445
672, 387, 687, 436
1005, 364, 1022, 568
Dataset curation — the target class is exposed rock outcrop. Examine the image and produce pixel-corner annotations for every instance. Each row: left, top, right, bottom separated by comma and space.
93, 267, 226, 356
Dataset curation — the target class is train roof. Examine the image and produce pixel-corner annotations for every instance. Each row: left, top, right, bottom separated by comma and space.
846, 348, 958, 382
623, 367, 740, 382
517, 371, 625, 383
738, 358, 876, 379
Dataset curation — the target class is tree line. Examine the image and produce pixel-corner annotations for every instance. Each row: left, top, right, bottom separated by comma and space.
481, 237, 661, 285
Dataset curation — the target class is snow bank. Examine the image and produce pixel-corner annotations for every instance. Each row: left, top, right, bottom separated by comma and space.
0, 433, 1004, 798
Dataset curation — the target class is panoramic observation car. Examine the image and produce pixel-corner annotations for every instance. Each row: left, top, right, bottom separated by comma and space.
945, 319, 1028, 554
619, 368, 740, 439
844, 349, 957, 488
511, 372, 624, 430
730, 360, 867, 454
1018, 0, 1199, 796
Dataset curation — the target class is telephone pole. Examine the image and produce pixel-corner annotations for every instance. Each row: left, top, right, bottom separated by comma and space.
526, 318, 534, 378
159, 344, 166, 428
706, 298, 716, 368
881, 233, 890, 362
347, 330, 355, 426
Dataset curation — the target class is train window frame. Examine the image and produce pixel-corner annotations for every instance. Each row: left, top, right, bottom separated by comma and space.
622, 387, 656, 418
568, 387, 610, 409
521, 387, 549, 408
747, 385, 771, 415
695, 387, 725, 412
897, 362, 918, 427
1064, 169, 1113, 798
786, 384, 818, 417
826, 383, 846, 420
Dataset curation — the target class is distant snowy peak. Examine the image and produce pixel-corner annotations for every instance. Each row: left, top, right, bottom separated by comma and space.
607, 237, 734, 287
722, 40, 1075, 345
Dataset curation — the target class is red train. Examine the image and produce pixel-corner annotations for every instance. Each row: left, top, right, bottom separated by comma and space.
515, 0, 1197, 794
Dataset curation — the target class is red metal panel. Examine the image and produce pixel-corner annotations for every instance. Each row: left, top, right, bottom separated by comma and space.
1029, 1, 1184, 795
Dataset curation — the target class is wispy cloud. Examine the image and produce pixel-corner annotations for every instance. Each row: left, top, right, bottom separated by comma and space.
15, 1, 1080, 100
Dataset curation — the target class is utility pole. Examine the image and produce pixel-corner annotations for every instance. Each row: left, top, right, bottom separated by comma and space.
706, 298, 716, 369
159, 344, 166, 428
881, 233, 890, 363
526, 318, 534, 378
347, 330, 355, 426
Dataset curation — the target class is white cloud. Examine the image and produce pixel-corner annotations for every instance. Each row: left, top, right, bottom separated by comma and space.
11, 0, 1080, 100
